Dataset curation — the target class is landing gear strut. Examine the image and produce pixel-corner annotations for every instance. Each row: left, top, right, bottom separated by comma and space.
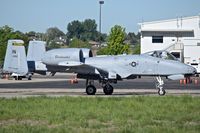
156, 76, 166, 96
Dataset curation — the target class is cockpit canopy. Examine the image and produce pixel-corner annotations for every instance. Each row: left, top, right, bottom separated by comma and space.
143, 51, 178, 61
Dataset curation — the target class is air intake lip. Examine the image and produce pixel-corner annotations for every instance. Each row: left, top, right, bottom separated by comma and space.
79, 50, 85, 63
89, 50, 93, 57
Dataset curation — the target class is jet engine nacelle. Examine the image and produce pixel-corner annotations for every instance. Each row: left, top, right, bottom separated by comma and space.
42, 48, 85, 65
81, 48, 93, 58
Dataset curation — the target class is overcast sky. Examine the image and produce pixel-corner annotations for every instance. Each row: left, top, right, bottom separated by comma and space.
0, 0, 199, 33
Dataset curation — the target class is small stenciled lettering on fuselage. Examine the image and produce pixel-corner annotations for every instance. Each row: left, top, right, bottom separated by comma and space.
55, 55, 70, 59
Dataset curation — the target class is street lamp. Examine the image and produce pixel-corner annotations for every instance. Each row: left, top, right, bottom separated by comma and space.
99, 1, 104, 34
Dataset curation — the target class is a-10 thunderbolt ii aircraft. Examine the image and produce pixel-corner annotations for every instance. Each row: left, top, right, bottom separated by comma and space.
41, 47, 196, 96
3, 40, 197, 95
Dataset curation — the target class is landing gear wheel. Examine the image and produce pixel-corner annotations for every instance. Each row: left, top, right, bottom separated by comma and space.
28, 76, 32, 80
86, 85, 96, 95
158, 89, 166, 96
103, 84, 113, 95
16, 76, 22, 80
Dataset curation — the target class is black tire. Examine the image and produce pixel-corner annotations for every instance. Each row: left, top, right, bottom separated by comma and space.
103, 84, 114, 95
28, 76, 32, 80
158, 89, 166, 96
86, 85, 96, 95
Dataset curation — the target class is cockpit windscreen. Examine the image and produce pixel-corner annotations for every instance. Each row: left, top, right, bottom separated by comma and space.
144, 51, 178, 61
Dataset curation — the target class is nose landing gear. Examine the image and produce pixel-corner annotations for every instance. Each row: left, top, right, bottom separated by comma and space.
156, 76, 166, 96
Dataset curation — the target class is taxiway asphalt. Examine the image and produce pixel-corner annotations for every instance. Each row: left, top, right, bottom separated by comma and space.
0, 74, 200, 98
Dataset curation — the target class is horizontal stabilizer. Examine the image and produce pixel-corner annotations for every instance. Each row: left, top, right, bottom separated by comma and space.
58, 61, 83, 66
168, 74, 184, 80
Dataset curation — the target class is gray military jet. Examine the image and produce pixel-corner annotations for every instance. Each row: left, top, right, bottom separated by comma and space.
3, 41, 196, 95
41, 48, 196, 96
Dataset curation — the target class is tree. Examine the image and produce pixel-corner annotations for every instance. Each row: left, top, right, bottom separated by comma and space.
0, 25, 29, 64
26, 31, 36, 37
68, 38, 90, 48
67, 20, 83, 39
45, 27, 65, 48
106, 25, 130, 55
25, 31, 36, 40
48, 41, 61, 49
96, 47, 108, 55
83, 19, 97, 33
12, 30, 29, 48
125, 32, 141, 45
132, 44, 140, 54
45, 27, 65, 42
81, 19, 98, 41
67, 19, 102, 42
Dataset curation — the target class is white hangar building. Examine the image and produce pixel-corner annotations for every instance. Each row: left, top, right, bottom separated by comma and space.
139, 15, 200, 73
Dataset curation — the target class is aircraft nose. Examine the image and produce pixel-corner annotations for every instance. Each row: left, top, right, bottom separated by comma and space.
187, 65, 197, 75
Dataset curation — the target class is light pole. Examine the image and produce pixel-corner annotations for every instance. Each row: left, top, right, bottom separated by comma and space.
99, 1, 104, 36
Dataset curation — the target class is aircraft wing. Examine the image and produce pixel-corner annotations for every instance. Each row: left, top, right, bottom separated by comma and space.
94, 64, 132, 79
72, 63, 132, 79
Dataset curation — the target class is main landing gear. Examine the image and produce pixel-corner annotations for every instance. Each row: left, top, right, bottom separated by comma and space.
103, 83, 113, 95
156, 76, 166, 96
86, 85, 96, 95
85, 77, 166, 96
14, 76, 22, 80
85, 79, 114, 95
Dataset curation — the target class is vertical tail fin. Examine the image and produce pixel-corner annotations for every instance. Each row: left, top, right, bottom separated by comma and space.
3, 40, 28, 75
27, 41, 47, 74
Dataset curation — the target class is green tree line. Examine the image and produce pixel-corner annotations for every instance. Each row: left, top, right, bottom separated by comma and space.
0, 19, 140, 66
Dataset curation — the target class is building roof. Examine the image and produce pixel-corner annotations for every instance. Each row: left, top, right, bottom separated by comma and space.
140, 29, 194, 33
138, 15, 200, 26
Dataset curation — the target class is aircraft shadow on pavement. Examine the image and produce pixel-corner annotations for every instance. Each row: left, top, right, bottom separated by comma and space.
0, 80, 199, 90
